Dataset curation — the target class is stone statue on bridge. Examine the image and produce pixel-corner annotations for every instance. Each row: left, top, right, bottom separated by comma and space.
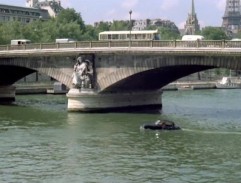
72, 56, 93, 89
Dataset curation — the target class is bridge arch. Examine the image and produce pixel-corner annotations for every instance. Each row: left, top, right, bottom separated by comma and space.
97, 55, 241, 92
0, 57, 73, 88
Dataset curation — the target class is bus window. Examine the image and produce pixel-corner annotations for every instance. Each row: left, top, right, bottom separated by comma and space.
120, 34, 126, 40
112, 34, 118, 40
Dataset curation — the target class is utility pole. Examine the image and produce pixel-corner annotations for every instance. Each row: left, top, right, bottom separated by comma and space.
129, 10, 132, 43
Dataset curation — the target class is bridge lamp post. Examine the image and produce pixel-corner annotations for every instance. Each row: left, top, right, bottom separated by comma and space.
129, 10, 132, 45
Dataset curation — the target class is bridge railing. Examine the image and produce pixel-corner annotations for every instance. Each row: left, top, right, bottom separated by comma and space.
198, 40, 223, 48
1, 40, 241, 51
109, 41, 129, 47
175, 41, 197, 47
226, 41, 241, 48
0, 45, 7, 51
153, 41, 174, 47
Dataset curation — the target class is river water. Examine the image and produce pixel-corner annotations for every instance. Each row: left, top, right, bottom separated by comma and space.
1, 89, 241, 183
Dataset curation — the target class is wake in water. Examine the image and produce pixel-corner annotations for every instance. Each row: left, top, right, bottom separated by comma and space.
182, 128, 241, 135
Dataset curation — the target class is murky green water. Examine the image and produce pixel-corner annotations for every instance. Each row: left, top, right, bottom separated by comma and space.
1, 90, 241, 183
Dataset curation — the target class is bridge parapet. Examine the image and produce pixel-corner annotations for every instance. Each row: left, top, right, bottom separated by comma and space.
1, 40, 241, 52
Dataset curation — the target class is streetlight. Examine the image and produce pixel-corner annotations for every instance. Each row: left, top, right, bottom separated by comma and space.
129, 10, 132, 43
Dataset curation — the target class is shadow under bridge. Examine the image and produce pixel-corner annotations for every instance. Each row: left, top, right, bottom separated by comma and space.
0, 65, 35, 85
101, 65, 216, 93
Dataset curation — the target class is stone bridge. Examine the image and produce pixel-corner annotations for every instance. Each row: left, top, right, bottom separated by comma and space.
0, 40, 241, 111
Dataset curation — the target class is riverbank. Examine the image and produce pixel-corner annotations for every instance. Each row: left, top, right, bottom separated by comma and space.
14, 81, 219, 95
163, 81, 217, 91
15, 82, 54, 95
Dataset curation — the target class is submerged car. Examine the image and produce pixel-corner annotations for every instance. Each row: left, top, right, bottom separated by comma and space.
142, 120, 181, 130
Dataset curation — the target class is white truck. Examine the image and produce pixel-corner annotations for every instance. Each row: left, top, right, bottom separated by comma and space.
182, 35, 204, 41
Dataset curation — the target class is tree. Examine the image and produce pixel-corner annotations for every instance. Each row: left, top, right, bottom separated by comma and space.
94, 22, 110, 32
92, 21, 111, 40
201, 27, 228, 40
56, 21, 83, 41
0, 21, 25, 44
146, 25, 180, 40
159, 27, 180, 40
56, 8, 85, 31
110, 21, 129, 31
83, 25, 98, 40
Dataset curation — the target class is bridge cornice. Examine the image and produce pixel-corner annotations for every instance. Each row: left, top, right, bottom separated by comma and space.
1, 47, 241, 58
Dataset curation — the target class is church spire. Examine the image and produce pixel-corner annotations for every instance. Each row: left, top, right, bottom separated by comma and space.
184, 0, 200, 35
191, 0, 195, 15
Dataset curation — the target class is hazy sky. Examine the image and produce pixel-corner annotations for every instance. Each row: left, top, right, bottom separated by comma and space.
1, 0, 226, 28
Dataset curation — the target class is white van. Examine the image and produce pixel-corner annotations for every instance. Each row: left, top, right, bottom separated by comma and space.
11, 39, 31, 45
182, 35, 204, 41
55, 38, 76, 43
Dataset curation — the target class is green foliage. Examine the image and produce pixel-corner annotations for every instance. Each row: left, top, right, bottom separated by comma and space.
146, 25, 180, 40
56, 8, 85, 30
159, 27, 180, 40
214, 68, 230, 76
91, 21, 130, 40
201, 27, 228, 40
110, 21, 129, 31
0, 21, 26, 44
0, 8, 87, 44
95, 22, 110, 32
214, 68, 221, 76
93, 21, 110, 39
82, 25, 98, 40
146, 25, 158, 31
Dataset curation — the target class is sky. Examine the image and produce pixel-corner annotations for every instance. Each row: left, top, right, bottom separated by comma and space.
1, 0, 227, 28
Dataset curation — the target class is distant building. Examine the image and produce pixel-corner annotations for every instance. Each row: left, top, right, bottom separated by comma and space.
26, 0, 38, 8
132, 19, 179, 33
26, 0, 63, 17
0, 4, 49, 23
150, 19, 179, 33
183, 0, 200, 35
132, 19, 149, 30
222, 0, 241, 36
0, 0, 63, 24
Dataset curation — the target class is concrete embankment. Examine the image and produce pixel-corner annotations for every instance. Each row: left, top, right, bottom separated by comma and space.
163, 81, 217, 91
15, 83, 54, 94
14, 81, 218, 95
15, 82, 69, 95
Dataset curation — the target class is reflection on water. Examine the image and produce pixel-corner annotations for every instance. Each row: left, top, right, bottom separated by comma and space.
0, 91, 241, 182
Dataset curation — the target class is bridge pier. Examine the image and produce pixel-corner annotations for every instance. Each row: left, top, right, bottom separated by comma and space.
0, 85, 16, 103
67, 89, 163, 112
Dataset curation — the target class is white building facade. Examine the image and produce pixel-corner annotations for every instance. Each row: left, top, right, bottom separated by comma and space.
0, 4, 49, 23
26, 0, 63, 17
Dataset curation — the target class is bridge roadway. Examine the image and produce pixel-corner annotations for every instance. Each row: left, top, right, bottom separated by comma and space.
1, 40, 241, 111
